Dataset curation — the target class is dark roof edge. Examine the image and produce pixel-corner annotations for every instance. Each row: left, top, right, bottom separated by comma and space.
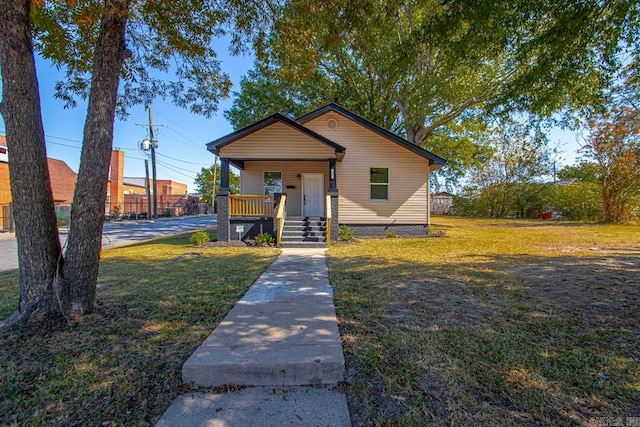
206, 112, 345, 154
297, 103, 447, 166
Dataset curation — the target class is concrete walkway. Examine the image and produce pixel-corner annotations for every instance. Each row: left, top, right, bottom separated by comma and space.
157, 248, 351, 427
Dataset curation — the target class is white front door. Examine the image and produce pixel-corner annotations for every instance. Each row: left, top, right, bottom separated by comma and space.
302, 174, 324, 217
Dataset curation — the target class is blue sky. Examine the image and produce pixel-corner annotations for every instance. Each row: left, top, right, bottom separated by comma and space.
0, 37, 254, 193
0, 36, 582, 193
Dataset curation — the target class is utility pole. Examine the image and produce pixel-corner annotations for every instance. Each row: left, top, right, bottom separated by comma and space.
149, 107, 158, 219
144, 159, 152, 219
136, 107, 163, 220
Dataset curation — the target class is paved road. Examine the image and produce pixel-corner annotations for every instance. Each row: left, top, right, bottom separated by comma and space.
0, 215, 217, 272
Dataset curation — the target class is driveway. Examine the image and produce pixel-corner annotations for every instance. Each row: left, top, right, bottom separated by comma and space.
0, 215, 217, 273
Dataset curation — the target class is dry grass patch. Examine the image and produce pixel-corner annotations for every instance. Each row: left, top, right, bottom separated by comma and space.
327, 217, 640, 426
0, 231, 279, 426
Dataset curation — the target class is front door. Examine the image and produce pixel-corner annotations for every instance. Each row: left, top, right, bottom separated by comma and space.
302, 174, 324, 217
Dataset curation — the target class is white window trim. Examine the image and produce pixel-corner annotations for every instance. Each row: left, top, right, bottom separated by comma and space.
263, 171, 282, 197
370, 167, 389, 200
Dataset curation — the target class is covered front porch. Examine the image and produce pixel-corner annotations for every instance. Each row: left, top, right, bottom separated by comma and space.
214, 158, 339, 247
207, 113, 345, 247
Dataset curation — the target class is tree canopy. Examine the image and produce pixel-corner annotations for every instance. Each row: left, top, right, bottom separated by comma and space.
32, 0, 237, 117
226, 0, 640, 184
0, 0, 264, 325
195, 163, 240, 205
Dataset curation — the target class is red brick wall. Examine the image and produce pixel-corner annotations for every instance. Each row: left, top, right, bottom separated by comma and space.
109, 150, 125, 210
0, 162, 10, 207
0, 138, 79, 206
0, 135, 10, 207
47, 158, 77, 203
157, 180, 188, 195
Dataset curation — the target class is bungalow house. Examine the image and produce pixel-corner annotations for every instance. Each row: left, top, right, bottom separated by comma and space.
207, 103, 446, 247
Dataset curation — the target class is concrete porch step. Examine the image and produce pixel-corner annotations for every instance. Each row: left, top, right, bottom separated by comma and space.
280, 217, 328, 248
286, 216, 324, 221
279, 242, 328, 248
284, 222, 327, 228
282, 232, 326, 240
281, 237, 325, 243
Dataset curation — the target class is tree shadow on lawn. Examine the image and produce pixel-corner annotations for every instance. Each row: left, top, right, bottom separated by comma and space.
0, 249, 277, 426
328, 251, 640, 426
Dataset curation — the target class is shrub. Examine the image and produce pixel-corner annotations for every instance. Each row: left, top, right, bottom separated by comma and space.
338, 224, 356, 241
255, 232, 275, 245
190, 231, 211, 246
385, 230, 398, 238
546, 182, 603, 221
109, 205, 121, 221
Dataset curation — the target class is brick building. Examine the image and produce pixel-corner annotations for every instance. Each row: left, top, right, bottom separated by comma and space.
120, 176, 191, 217
1, 139, 193, 228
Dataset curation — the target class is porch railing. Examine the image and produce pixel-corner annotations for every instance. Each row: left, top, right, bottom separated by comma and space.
276, 194, 287, 248
325, 194, 332, 247
229, 195, 274, 216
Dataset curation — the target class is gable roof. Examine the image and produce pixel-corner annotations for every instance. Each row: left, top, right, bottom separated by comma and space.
207, 112, 346, 158
297, 103, 447, 168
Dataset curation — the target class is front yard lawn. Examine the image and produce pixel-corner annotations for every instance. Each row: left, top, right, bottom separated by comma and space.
0, 231, 279, 426
327, 217, 640, 426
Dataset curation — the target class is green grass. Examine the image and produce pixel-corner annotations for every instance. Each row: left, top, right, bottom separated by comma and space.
2, 219, 638, 425
0, 231, 279, 426
327, 216, 640, 426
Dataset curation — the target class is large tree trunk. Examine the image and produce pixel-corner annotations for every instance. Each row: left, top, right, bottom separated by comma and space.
63, 0, 132, 316
0, 0, 66, 323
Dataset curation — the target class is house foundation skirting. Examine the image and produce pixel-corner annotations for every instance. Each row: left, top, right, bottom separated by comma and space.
345, 223, 427, 237
229, 217, 274, 241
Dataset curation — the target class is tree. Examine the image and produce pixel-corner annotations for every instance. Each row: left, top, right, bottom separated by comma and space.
195, 164, 240, 206
224, 64, 334, 130
583, 107, 640, 223
1, 0, 64, 321
228, 0, 639, 184
0, 0, 245, 325
558, 162, 602, 183
459, 118, 553, 217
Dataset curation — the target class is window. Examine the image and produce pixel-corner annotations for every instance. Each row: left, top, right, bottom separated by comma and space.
370, 168, 389, 200
264, 171, 282, 197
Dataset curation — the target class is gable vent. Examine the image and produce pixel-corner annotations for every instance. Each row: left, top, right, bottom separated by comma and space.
326, 118, 339, 130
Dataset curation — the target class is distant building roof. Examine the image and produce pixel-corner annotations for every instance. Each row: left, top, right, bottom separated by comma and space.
123, 177, 147, 188
47, 158, 77, 203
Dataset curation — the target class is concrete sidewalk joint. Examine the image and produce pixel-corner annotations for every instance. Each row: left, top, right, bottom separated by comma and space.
158, 248, 351, 426
182, 248, 345, 387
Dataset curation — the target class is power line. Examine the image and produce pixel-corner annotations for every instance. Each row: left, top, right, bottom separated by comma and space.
156, 158, 201, 174
46, 134, 83, 144
1, 128, 203, 178
156, 162, 196, 180
46, 140, 82, 149
162, 125, 210, 152
156, 111, 207, 141
156, 151, 211, 166
154, 166, 185, 183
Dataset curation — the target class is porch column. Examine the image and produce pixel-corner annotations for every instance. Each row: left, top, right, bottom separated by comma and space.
329, 159, 337, 191
328, 159, 339, 243
217, 157, 230, 241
